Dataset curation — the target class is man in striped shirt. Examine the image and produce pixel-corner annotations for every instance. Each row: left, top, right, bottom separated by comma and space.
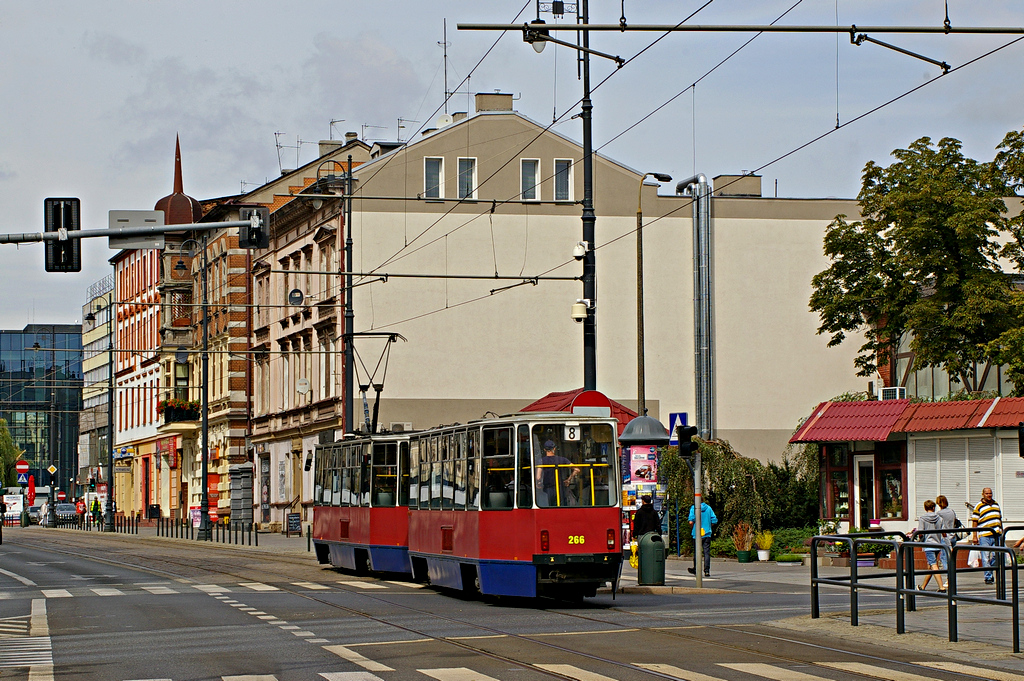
970, 487, 1002, 584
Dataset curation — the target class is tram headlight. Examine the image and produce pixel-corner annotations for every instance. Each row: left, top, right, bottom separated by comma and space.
540, 529, 550, 552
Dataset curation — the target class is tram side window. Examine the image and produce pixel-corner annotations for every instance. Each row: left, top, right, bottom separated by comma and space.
441, 434, 455, 509
430, 436, 442, 509
418, 439, 431, 508
313, 448, 325, 504
516, 425, 533, 509
359, 444, 371, 506
481, 427, 514, 509
453, 431, 468, 509
340, 448, 353, 506
398, 441, 411, 506
372, 442, 398, 507
409, 440, 422, 509
533, 423, 616, 508
466, 430, 480, 509
331, 447, 341, 506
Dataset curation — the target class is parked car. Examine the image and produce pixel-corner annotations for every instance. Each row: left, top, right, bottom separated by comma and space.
26, 505, 42, 524
55, 504, 77, 522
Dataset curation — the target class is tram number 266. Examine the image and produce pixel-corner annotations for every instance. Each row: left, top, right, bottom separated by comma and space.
568, 535, 586, 545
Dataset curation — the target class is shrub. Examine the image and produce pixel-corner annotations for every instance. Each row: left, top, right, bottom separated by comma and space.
755, 529, 774, 551
711, 537, 736, 558
777, 554, 804, 562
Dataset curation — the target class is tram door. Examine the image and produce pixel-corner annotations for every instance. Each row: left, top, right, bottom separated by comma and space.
853, 455, 875, 530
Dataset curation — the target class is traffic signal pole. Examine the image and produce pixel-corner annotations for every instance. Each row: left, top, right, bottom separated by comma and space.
0, 219, 254, 245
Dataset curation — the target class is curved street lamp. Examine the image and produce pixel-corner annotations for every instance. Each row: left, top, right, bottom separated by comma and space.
636, 172, 671, 417
176, 235, 212, 540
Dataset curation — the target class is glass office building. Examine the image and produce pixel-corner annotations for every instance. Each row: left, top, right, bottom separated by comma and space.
0, 324, 83, 494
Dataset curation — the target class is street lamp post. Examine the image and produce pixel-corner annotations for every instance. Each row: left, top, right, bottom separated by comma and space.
636, 172, 671, 417
177, 235, 211, 540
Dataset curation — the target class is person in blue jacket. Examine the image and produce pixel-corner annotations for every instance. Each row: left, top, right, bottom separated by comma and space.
687, 501, 719, 577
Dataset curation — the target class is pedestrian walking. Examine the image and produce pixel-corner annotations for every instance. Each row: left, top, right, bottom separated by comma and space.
631, 495, 661, 538
686, 501, 718, 577
912, 500, 945, 592
935, 495, 959, 573
969, 487, 1002, 584
91, 498, 101, 524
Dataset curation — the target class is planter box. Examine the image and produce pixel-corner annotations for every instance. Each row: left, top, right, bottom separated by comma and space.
777, 560, 802, 567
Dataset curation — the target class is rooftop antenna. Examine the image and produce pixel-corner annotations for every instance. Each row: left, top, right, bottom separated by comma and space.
329, 119, 346, 141
274, 132, 298, 174
397, 118, 420, 143
361, 124, 388, 141
296, 136, 318, 168
439, 19, 451, 113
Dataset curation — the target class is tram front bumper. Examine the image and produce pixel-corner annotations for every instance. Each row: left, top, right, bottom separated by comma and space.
532, 552, 621, 584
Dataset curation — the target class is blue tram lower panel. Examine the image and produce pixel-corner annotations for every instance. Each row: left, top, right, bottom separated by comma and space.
315, 540, 411, 574
414, 552, 620, 598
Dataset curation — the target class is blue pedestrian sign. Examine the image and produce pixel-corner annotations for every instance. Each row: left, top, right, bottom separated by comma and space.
668, 412, 688, 445
16, 473, 27, 485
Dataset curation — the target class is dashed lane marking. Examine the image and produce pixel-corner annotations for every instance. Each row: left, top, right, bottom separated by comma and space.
292, 582, 331, 590
418, 668, 501, 681
323, 645, 395, 672
318, 673, 386, 681
534, 664, 617, 681
142, 586, 177, 595
239, 582, 279, 591
194, 585, 230, 593
337, 581, 387, 590
40, 590, 71, 599
384, 581, 423, 588
90, 588, 124, 597
634, 663, 727, 681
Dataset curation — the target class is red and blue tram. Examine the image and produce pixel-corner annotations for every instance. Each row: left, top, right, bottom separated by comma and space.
312, 412, 622, 598
311, 433, 412, 574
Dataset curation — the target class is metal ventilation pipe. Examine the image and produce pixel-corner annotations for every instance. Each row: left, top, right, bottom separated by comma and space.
676, 175, 714, 441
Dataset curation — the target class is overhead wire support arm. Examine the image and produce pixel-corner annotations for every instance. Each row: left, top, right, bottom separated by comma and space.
265, 268, 579, 282
522, 22, 624, 66
851, 29, 950, 73
458, 23, 1024, 36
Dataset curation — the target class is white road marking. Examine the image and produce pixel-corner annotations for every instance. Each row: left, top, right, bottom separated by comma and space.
318, 673, 386, 681
141, 586, 177, 595
293, 581, 331, 590
194, 584, 229, 593
418, 668, 501, 681
324, 645, 395, 672
40, 590, 71, 599
915, 661, 1024, 681
90, 588, 123, 597
534, 664, 617, 680
223, 676, 279, 681
256, 615, 277, 620
292, 631, 316, 637
307, 638, 330, 643
720, 663, 831, 680
30, 600, 47, 637
634, 663, 727, 681
385, 580, 423, 588
280, 625, 299, 630
239, 582, 279, 591
0, 567, 36, 586
820, 662, 955, 681
337, 581, 387, 590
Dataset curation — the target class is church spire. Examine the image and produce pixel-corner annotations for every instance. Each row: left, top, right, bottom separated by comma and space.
173, 134, 184, 194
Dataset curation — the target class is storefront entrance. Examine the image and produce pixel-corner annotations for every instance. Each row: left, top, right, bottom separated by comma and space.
854, 455, 875, 530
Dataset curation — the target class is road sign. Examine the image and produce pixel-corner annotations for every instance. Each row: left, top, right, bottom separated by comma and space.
570, 390, 612, 417
16, 473, 27, 485
108, 210, 165, 249
47, 465, 57, 475
15, 461, 28, 475
57, 491, 66, 501
668, 412, 688, 445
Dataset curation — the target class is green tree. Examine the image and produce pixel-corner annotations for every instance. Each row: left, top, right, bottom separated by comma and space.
810, 135, 1015, 390
0, 419, 24, 488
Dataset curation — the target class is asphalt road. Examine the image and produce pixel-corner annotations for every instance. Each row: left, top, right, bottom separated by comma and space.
0, 527, 1018, 681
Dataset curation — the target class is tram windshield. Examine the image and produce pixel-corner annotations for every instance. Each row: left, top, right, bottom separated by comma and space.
532, 423, 616, 508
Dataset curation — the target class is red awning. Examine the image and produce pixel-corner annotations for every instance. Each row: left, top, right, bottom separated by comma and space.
891, 399, 994, 433
790, 399, 909, 443
976, 397, 1024, 428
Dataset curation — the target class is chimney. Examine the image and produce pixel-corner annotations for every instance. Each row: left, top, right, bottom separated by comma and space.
319, 140, 342, 157
345, 131, 359, 142
452, 112, 468, 122
474, 92, 514, 113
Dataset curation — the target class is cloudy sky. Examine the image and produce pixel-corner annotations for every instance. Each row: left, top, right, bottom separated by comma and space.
1, 1, 1022, 325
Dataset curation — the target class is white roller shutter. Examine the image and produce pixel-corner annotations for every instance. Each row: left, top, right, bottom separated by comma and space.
968, 437, 996, 506
1000, 437, 1024, 523
938, 438, 968, 512
914, 439, 938, 513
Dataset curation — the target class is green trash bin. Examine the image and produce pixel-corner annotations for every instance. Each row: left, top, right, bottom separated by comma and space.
637, 532, 666, 585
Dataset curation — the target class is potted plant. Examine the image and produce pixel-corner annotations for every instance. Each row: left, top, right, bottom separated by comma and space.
755, 529, 773, 562
733, 522, 754, 563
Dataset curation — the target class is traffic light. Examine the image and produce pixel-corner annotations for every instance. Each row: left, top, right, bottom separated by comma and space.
677, 425, 699, 458
43, 197, 81, 272
238, 207, 270, 249
88, 477, 95, 491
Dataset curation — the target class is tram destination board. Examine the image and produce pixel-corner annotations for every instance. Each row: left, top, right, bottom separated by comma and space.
286, 512, 301, 537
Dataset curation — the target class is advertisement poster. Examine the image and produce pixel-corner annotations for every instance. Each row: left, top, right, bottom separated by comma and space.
630, 446, 658, 483
3, 495, 23, 515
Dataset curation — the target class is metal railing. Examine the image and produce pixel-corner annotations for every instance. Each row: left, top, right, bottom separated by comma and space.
155, 517, 258, 546
811, 528, 1021, 652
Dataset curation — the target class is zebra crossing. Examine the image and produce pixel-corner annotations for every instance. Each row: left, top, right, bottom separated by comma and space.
64, 658, 1024, 681
0, 578, 425, 600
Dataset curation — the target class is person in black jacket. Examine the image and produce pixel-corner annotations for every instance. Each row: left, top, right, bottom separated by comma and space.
632, 496, 661, 537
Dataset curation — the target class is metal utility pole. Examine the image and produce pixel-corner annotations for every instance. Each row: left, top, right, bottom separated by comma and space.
198, 234, 212, 540
344, 155, 355, 434
580, 0, 597, 392
105, 290, 115, 532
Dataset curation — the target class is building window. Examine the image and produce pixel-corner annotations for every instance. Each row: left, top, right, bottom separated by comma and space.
424, 157, 444, 199
520, 159, 539, 201
457, 158, 477, 200
554, 159, 573, 202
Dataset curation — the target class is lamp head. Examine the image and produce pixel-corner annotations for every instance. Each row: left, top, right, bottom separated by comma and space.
525, 19, 547, 53
651, 173, 672, 183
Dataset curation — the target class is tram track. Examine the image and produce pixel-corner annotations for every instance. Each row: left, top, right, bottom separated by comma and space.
3, 532, 1002, 681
